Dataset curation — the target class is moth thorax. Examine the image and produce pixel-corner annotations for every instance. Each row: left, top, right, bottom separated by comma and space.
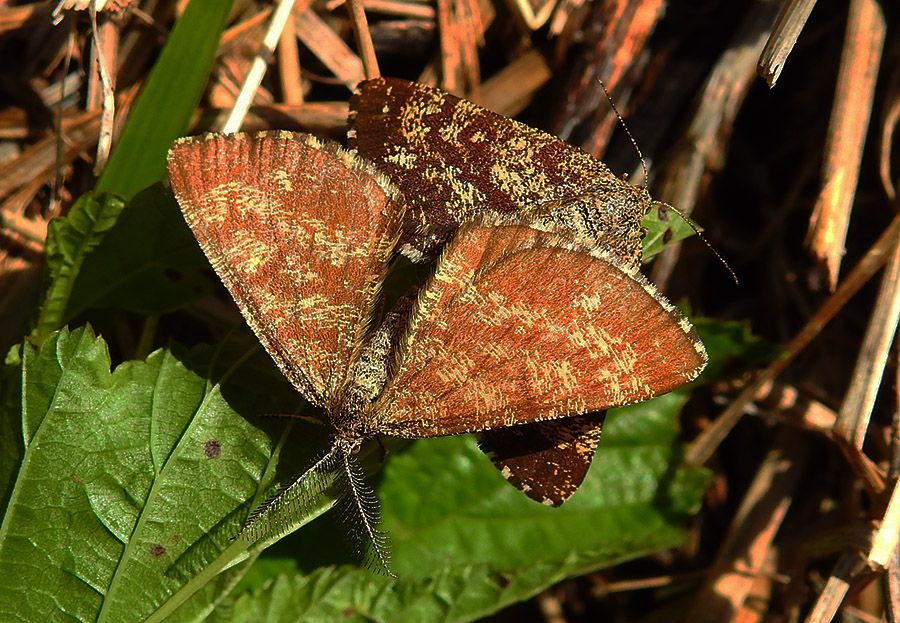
332, 383, 376, 436
585, 188, 649, 270
529, 185, 641, 232
332, 311, 398, 436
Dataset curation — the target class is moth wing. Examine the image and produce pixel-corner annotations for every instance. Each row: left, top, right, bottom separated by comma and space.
476, 411, 606, 506
349, 77, 647, 264
167, 131, 403, 408
351, 79, 648, 502
371, 221, 706, 437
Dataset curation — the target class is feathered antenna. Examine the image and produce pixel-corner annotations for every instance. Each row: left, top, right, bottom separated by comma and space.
334, 441, 393, 576
235, 437, 393, 576
236, 443, 342, 544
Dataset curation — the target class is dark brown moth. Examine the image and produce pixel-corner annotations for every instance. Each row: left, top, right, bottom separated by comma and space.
349, 78, 671, 505
348, 77, 649, 269
166, 131, 706, 574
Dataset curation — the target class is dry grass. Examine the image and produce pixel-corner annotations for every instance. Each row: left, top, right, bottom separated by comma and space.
1, 0, 898, 621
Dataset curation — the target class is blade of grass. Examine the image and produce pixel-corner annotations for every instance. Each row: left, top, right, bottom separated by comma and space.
95, 0, 234, 199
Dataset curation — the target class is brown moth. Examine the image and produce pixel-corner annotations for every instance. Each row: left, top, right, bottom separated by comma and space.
167, 131, 706, 572
348, 78, 650, 269
349, 78, 675, 505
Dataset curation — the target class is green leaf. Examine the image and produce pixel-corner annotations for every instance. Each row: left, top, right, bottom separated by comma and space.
35, 193, 126, 343
641, 203, 697, 259
227, 563, 581, 623
151, 553, 257, 623
66, 185, 213, 320
95, 0, 233, 199
399, 394, 705, 572
692, 317, 781, 380
0, 314, 727, 621
0, 346, 24, 509
0, 326, 305, 623
384, 397, 703, 577
34, 188, 213, 345
220, 392, 709, 622
0, 316, 716, 622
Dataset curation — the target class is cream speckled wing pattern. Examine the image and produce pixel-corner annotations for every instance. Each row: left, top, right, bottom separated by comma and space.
372, 221, 706, 437
167, 131, 404, 410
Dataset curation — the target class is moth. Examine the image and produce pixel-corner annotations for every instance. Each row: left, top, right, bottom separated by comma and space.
166, 131, 706, 574
349, 78, 690, 505
348, 77, 650, 268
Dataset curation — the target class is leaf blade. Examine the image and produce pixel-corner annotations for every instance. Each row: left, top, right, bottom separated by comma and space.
94, 0, 233, 199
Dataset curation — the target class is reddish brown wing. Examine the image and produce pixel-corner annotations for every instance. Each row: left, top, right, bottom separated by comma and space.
167, 132, 404, 409
348, 78, 647, 266
476, 411, 606, 506
350, 78, 653, 502
370, 221, 706, 437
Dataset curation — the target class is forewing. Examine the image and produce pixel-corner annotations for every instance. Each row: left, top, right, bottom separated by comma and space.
477, 411, 606, 506
371, 221, 706, 437
167, 132, 404, 408
350, 79, 648, 501
348, 78, 647, 265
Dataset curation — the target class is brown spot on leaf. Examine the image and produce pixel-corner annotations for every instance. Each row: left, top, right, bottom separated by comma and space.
164, 267, 183, 282
203, 439, 221, 458
149, 543, 167, 558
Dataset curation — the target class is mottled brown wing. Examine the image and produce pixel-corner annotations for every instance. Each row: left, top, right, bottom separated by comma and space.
348, 78, 647, 266
167, 131, 404, 409
369, 221, 706, 437
350, 79, 653, 501
476, 411, 606, 506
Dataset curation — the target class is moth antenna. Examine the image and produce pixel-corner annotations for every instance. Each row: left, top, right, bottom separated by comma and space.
596, 79, 648, 187
335, 445, 394, 576
257, 411, 325, 426
654, 201, 738, 284
598, 79, 737, 284
236, 443, 341, 544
